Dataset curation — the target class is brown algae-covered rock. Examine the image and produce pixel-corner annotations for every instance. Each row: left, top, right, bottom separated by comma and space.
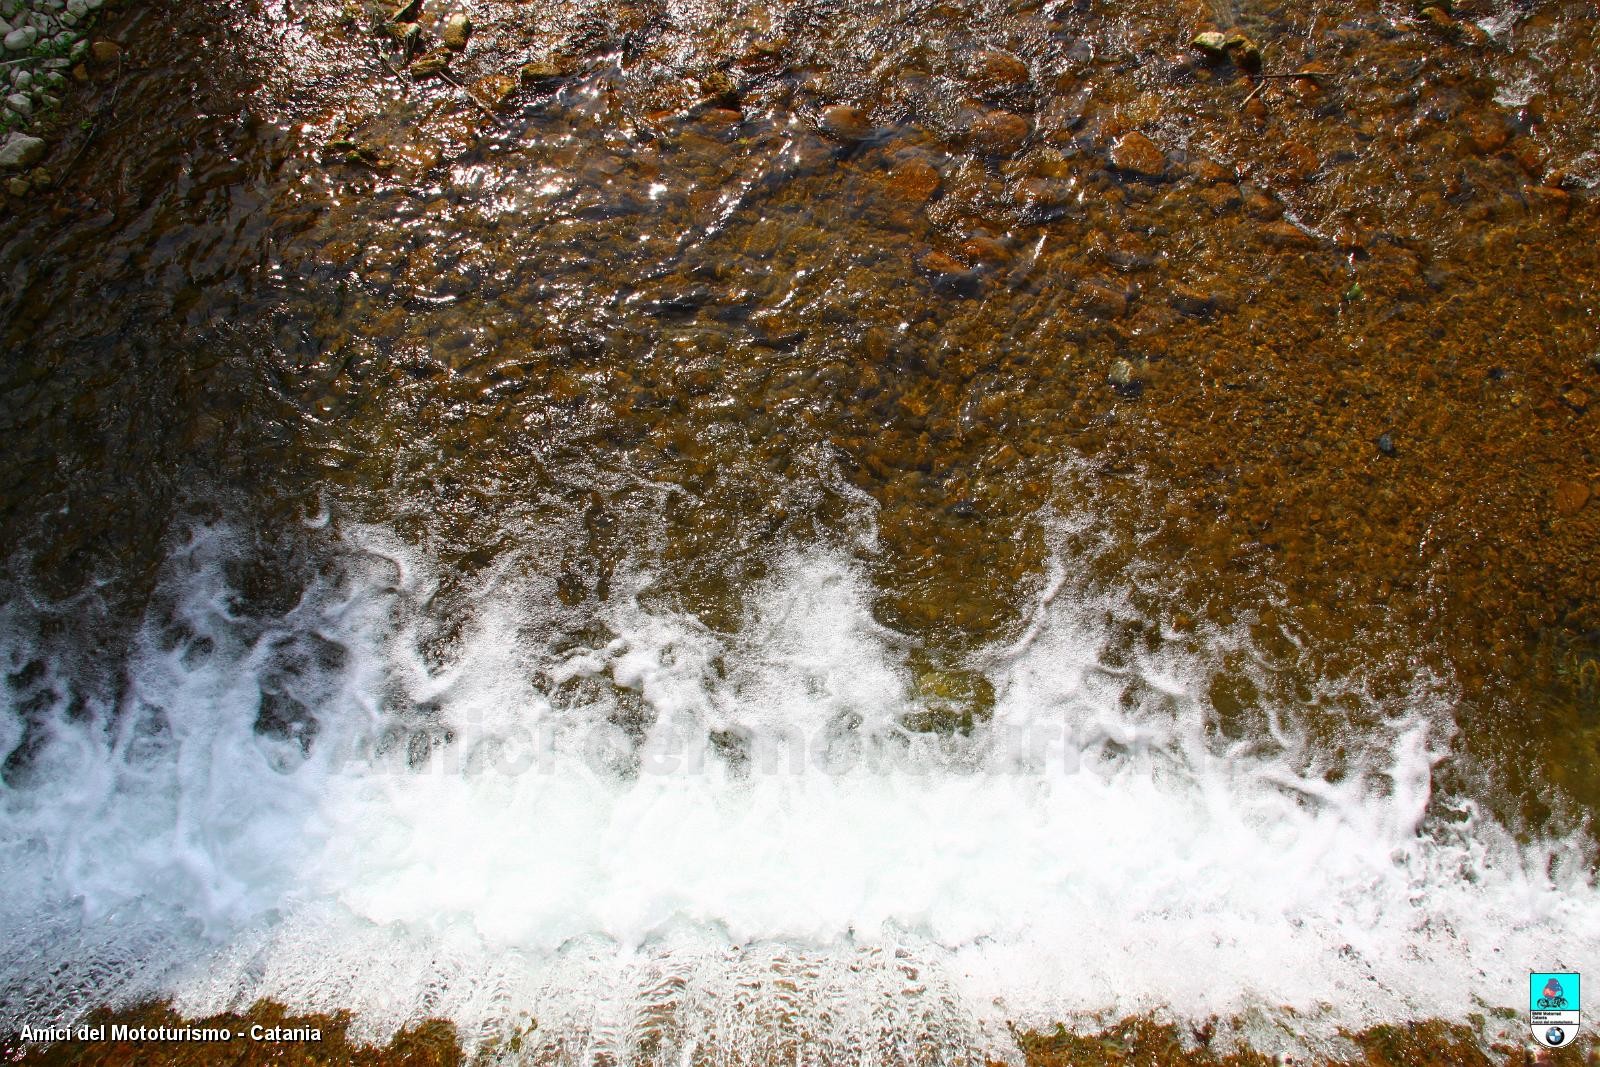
818, 104, 873, 142
1109, 131, 1166, 176
965, 109, 1032, 156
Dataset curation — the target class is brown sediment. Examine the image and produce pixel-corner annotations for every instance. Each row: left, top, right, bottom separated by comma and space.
11, 1005, 1597, 1066
1017, 1016, 1597, 1066
8, 1001, 461, 1066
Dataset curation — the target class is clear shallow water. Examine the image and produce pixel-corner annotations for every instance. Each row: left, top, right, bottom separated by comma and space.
1, 514, 1594, 1061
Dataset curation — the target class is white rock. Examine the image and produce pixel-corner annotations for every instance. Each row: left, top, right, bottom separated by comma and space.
4, 24, 37, 49
0, 132, 44, 169
66, 0, 86, 16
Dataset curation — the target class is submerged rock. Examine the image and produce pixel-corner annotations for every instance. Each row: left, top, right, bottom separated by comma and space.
920, 249, 969, 277
1078, 278, 1129, 319
884, 158, 941, 203
1168, 284, 1219, 318
410, 50, 450, 77
474, 72, 518, 109
1109, 131, 1165, 176
1258, 219, 1317, 249
1554, 480, 1591, 515
818, 104, 872, 143
1421, 5, 1457, 31
737, 38, 785, 72
965, 109, 1031, 157
902, 665, 995, 735
697, 70, 738, 106
960, 234, 1011, 264
519, 60, 567, 86
698, 107, 742, 129
1108, 358, 1144, 397
1462, 111, 1509, 155
1013, 177, 1076, 222
967, 49, 1030, 98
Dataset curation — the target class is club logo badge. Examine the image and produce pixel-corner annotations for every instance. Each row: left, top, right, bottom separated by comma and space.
1531, 971, 1581, 1048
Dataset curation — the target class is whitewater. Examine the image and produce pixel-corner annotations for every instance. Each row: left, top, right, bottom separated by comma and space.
0, 517, 1594, 1063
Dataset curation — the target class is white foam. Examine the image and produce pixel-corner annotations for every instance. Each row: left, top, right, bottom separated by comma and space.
0, 523, 1595, 1061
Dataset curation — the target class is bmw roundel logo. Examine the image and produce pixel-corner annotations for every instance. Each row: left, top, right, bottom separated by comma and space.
1546, 1026, 1566, 1046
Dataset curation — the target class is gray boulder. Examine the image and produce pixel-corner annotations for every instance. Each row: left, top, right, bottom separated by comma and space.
0, 132, 46, 169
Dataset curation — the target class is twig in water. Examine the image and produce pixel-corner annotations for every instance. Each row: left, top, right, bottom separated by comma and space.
437, 68, 507, 128
378, 52, 408, 83
1239, 68, 1334, 110
61, 52, 123, 176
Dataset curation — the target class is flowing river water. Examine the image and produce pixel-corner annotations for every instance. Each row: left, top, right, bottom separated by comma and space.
1, 0, 1599, 1062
